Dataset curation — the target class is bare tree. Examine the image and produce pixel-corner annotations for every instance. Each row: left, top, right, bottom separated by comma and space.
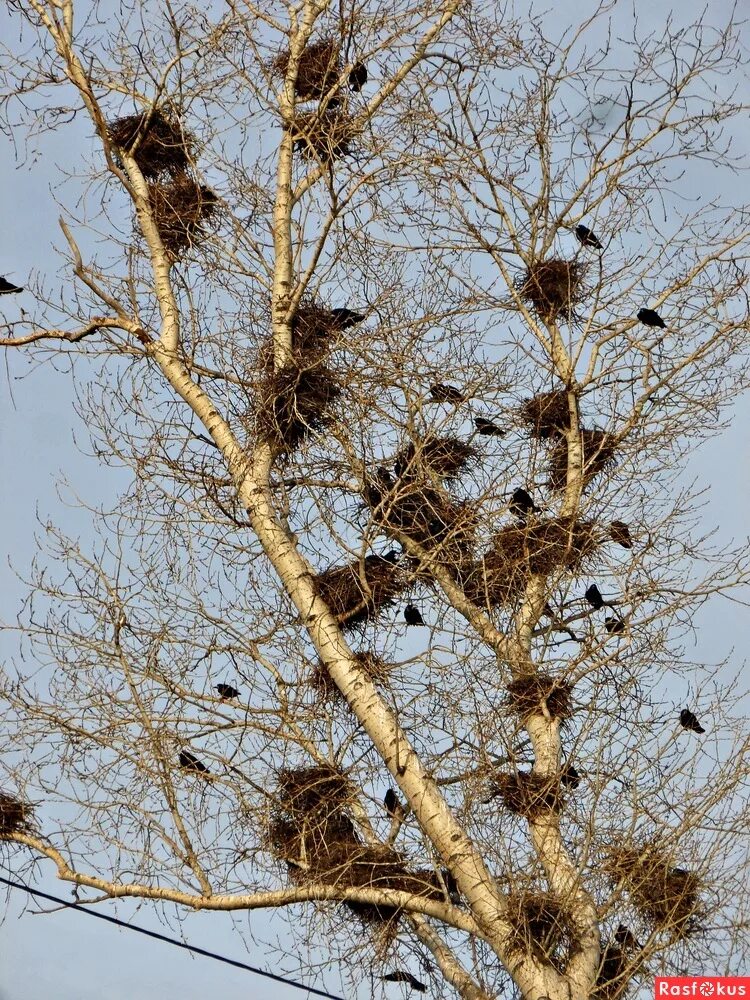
1, 1, 749, 998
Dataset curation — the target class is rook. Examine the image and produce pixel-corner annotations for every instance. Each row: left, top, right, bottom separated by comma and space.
680, 708, 705, 734
637, 307, 666, 329
509, 487, 538, 518
560, 764, 580, 789
604, 617, 625, 635
430, 383, 464, 405
216, 683, 240, 700
404, 604, 425, 626
179, 749, 211, 776
330, 307, 366, 329
0, 277, 23, 295
348, 61, 368, 92
574, 224, 603, 250
609, 520, 632, 549
584, 584, 605, 610
474, 416, 505, 436
382, 972, 427, 993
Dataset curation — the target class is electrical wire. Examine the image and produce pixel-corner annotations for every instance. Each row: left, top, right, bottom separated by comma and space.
0, 874, 344, 1000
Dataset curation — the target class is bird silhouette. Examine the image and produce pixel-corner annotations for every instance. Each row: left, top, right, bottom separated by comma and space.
179, 749, 211, 776
330, 307, 366, 329
584, 584, 607, 610
216, 683, 240, 700
384, 788, 404, 818
574, 224, 603, 250
382, 972, 427, 993
680, 708, 705, 734
604, 616, 625, 635
614, 925, 641, 951
509, 487, 538, 518
474, 416, 505, 436
609, 520, 632, 549
637, 307, 666, 329
0, 277, 23, 295
404, 604, 425, 626
429, 383, 464, 404
348, 61, 368, 91
560, 764, 580, 789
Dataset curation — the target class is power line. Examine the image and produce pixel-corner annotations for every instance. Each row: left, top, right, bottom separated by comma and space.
0, 874, 344, 1000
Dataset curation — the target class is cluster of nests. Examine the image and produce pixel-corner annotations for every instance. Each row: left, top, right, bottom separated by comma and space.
267, 765, 456, 927
0, 791, 34, 837
272, 37, 365, 164
107, 110, 218, 257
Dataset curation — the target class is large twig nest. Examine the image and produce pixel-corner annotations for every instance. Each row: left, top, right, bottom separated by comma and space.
488, 772, 561, 818
0, 791, 34, 837
146, 174, 218, 255
107, 110, 193, 177
272, 38, 341, 100
315, 554, 408, 630
394, 435, 478, 481
292, 110, 357, 162
603, 843, 701, 938
518, 258, 587, 321
256, 361, 341, 453
506, 674, 573, 720
506, 891, 578, 968
521, 390, 573, 440
548, 429, 617, 491
311, 651, 394, 700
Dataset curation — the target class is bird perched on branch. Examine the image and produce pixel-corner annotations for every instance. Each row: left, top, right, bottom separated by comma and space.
404, 604, 425, 626
330, 307, 366, 329
179, 750, 211, 776
637, 307, 666, 329
216, 683, 240, 700
348, 61, 368, 91
680, 708, 705, 734
584, 584, 610, 610
604, 616, 625, 635
609, 520, 632, 549
560, 763, 580, 789
384, 787, 405, 820
382, 972, 427, 993
0, 276, 23, 295
574, 224, 603, 250
429, 383, 464, 405
614, 925, 641, 951
474, 416, 505, 436
509, 487, 538, 519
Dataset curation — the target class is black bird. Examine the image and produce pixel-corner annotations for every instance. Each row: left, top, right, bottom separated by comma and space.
614, 925, 641, 951
0, 276, 23, 295
680, 708, 705, 734
474, 416, 505, 437
329, 307, 366, 329
560, 763, 581, 790
429, 383, 464, 405
637, 307, 666, 329
382, 972, 427, 993
604, 616, 625, 635
574, 224, 603, 250
384, 788, 404, 819
382, 548, 402, 564
584, 584, 606, 610
348, 61, 368, 92
509, 487, 538, 518
404, 604, 425, 626
609, 520, 632, 549
179, 749, 211, 776
216, 683, 240, 700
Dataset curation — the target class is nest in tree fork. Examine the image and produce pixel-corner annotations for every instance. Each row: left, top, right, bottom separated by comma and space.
0, 792, 33, 837
488, 772, 561, 818
518, 258, 587, 321
272, 38, 341, 100
146, 175, 218, 255
107, 110, 193, 178
256, 360, 341, 453
311, 651, 394, 700
506, 673, 573, 720
506, 891, 578, 968
548, 429, 617, 491
521, 390, 573, 440
292, 110, 357, 162
315, 554, 408, 630
394, 436, 478, 481
603, 844, 701, 937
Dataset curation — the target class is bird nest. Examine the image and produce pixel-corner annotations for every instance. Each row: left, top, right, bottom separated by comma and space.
394, 436, 478, 481
272, 38, 341, 100
521, 390, 573, 440
107, 110, 193, 177
548, 429, 617, 491
276, 765, 354, 817
506, 673, 573, 721
291, 303, 344, 358
311, 651, 394, 700
0, 792, 33, 837
256, 361, 341, 453
488, 772, 561, 818
518, 258, 587, 321
315, 554, 408, 630
506, 891, 578, 968
603, 844, 701, 938
146, 175, 218, 255
292, 110, 357, 162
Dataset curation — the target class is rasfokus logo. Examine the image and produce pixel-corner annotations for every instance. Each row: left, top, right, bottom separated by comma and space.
656, 979, 750, 998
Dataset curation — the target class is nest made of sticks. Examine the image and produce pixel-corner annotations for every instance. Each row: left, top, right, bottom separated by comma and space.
603, 844, 701, 937
548, 429, 618, 491
521, 390, 573, 440
311, 651, 394, 700
488, 772, 561, 818
518, 258, 587, 321
107, 110, 193, 178
146, 174, 218, 255
272, 38, 341, 100
256, 360, 341, 453
276, 765, 354, 817
506, 674, 574, 720
394, 436, 478, 482
506, 891, 578, 967
315, 554, 408, 630
292, 110, 357, 162
0, 791, 33, 837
